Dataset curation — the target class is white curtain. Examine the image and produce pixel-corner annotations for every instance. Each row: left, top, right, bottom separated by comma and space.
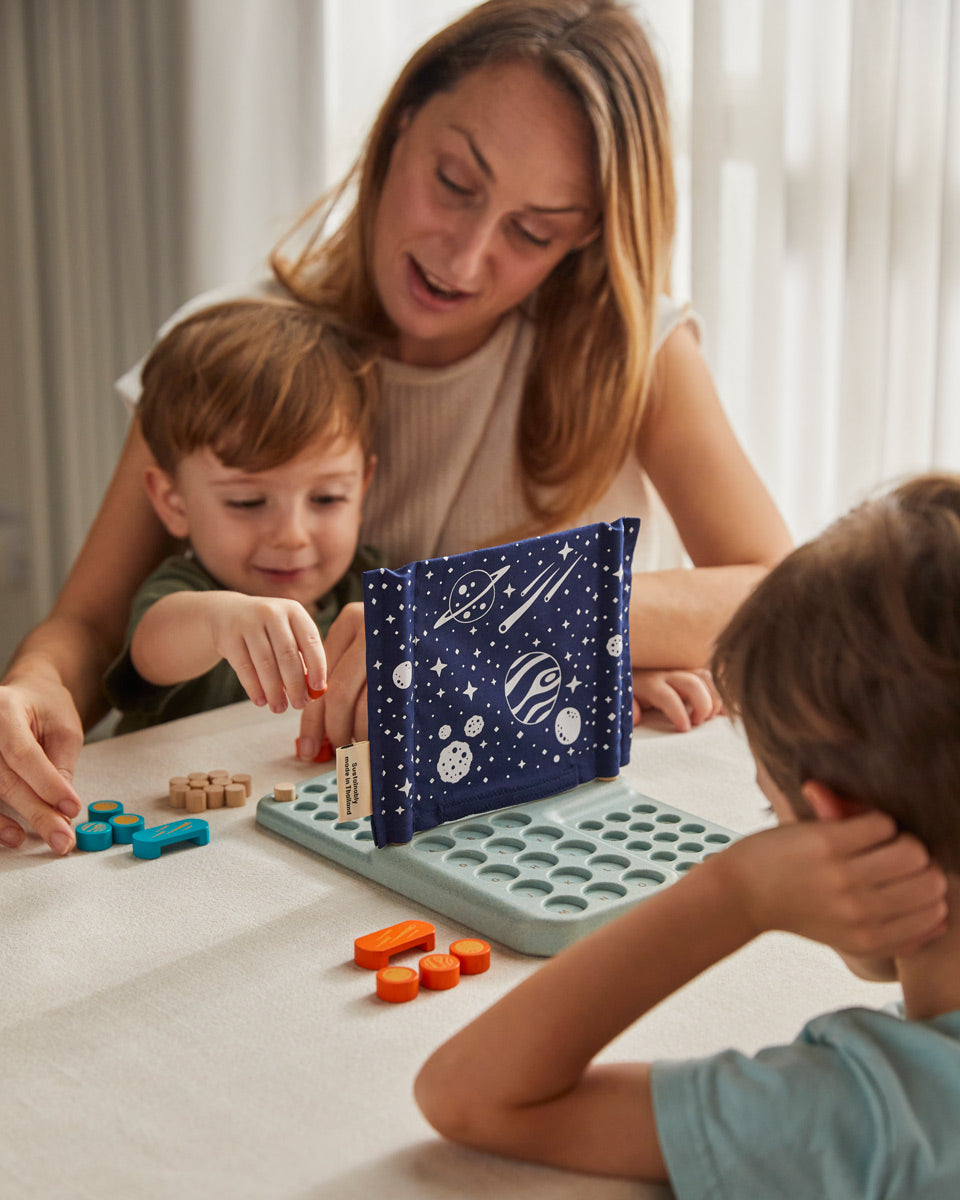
3, 0, 958, 668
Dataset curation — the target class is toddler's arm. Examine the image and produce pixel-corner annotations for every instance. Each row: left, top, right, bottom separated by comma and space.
131, 591, 327, 713
415, 812, 947, 1181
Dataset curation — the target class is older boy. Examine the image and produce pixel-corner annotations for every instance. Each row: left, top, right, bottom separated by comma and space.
415, 473, 959, 1197
104, 299, 379, 733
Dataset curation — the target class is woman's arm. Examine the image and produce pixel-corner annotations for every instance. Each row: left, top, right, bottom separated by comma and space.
630, 323, 793, 669
0, 417, 172, 851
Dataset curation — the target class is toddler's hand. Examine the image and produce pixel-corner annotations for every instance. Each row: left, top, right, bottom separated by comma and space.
720, 813, 948, 960
209, 594, 327, 713
296, 601, 367, 760
632, 667, 722, 732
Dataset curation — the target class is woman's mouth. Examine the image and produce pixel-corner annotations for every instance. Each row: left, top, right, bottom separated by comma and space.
408, 257, 472, 306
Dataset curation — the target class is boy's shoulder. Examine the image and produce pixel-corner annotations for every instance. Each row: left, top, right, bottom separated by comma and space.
652, 1004, 960, 1200
137, 554, 223, 600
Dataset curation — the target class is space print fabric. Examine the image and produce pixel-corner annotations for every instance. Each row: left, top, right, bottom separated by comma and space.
363, 517, 640, 847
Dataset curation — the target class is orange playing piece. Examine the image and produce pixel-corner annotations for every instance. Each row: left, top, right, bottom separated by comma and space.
449, 937, 491, 975
354, 919, 436, 970
419, 953, 461, 991
376, 966, 419, 1003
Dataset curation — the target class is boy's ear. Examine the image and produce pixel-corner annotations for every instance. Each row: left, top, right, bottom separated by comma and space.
143, 464, 190, 540
362, 454, 378, 498
801, 780, 869, 822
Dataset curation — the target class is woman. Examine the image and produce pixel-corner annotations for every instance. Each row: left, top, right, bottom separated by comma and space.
0, 0, 791, 853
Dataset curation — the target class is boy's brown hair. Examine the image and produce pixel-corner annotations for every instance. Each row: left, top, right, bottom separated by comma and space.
712, 473, 960, 871
139, 298, 376, 476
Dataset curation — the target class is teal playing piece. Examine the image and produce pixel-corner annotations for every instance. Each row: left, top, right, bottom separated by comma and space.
131, 818, 210, 860
87, 799, 123, 823
76, 821, 113, 852
256, 772, 739, 957
109, 813, 145, 844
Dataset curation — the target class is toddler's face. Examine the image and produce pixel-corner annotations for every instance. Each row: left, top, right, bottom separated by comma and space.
167, 433, 369, 609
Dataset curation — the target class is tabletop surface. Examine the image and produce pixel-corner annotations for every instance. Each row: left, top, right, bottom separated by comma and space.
2, 703, 899, 1200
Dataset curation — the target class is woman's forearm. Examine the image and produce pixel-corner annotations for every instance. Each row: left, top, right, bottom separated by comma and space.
628, 561, 770, 669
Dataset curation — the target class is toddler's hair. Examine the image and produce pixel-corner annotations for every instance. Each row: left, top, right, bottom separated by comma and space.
139, 298, 376, 476
712, 473, 960, 871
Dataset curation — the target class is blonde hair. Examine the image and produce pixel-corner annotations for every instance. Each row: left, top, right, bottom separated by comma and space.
712, 474, 960, 872
140, 299, 376, 476
272, 0, 675, 535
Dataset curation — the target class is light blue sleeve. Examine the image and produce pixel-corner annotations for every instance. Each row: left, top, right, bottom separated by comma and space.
649, 1006, 960, 1200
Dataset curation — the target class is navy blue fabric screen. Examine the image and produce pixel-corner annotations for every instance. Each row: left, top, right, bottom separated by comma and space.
363, 518, 639, 846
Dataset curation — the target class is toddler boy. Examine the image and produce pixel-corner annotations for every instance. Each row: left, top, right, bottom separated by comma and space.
104, 298, 378, 733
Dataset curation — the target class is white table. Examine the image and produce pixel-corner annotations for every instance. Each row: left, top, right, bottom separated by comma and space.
2, 703, 899, 1199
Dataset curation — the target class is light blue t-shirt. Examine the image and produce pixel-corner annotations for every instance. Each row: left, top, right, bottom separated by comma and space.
651, 1004, 960, 1199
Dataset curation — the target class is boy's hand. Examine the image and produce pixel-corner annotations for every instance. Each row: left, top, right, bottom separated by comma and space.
208, 593, 327, 713
632, 667, 722, 732
296, 601, 366, 760
719, 813, 949, 960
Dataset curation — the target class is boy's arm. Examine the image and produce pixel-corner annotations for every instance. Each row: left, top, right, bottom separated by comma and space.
131, 591, 327, 712
415, 813, 947, 1180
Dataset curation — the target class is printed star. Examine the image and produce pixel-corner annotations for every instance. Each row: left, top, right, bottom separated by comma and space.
504, 584, 515, 597
437, 688, 445, 698
425, 570, 433, 579
518, 760, 526, 769
562, 620, 570, 629
395, 805, 405, 815
430, 658, 447, 676
463, 682, 478, 700
400, 778, 413, 797
559, 542, 574, 560
373, 660, 382, 671
395, 731, 403, 741
567, 676, 582, 693
386, 614, 396, 624
614, 564, 624, 581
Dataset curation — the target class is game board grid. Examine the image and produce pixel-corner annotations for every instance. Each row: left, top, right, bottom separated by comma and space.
256, 772, 739, 956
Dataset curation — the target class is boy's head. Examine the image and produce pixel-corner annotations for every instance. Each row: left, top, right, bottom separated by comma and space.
139, 299, 376, 607
712, 473, 960, 872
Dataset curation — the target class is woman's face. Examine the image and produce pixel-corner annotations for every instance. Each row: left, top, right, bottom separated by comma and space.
371, 60, 600, 367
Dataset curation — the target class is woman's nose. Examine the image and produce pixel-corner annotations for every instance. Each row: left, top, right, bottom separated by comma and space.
446, 210, 497, 286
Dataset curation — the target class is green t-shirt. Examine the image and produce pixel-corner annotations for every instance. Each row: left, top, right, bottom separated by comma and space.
103, 547, 382, 733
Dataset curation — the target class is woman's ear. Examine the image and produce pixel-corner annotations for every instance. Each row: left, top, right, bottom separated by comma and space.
143, 464, 190, 540
801, 780, 869, 822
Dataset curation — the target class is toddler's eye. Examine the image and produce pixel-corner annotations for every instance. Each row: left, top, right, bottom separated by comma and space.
311, 493, 346, 506
225, 498, 264, 510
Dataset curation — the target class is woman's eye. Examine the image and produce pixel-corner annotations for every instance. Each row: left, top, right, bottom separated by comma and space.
514, 222, 552, 249
436, 168, 472, 197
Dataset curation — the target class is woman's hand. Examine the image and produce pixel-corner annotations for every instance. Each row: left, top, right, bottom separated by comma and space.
632, 666, 722, 732
0, 667, 84, 853
296, 602, 367, 760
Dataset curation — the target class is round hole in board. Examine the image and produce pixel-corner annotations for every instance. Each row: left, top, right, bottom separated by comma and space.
543, 894, 588, 913
313, 811, 337, 822
579, 820, 603, 831
655, 812, 682, 824
443, 849, 487, 869
547, 866, 591, 886
653, 831, 679, 843
678, 841, 703, 853
626, 839, 652, 852
414, 835, 456, 854
629, 820, 654, 832
455, 823, 494, 841
676, 861, 697, 873
293, 801, 318, 812
526, 825, 563, 844
478, 863, 520, 882
586, 853, 631, 873
301, 783, 329, 795
602, 830, 628, 842
489, 811, 532, 829
623, 868, 667, 888
583, 882, 627, 901
334, 820, 358, 831
355, 830, 375, 842
605, 811, 631, 823
705, 833, 732, 845
680, 822, 706, 834
631, 803, 656, 814
517, 851, 559, 870
486, 837, 525, 855
650, 850, 677, 862
507, 878, 553, 898
555, 839, 596, 857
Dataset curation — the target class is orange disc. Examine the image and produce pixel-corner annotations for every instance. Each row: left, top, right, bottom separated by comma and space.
419, 953, 461, 991
449, 938, 491, 975
376, 966, 419, 1003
